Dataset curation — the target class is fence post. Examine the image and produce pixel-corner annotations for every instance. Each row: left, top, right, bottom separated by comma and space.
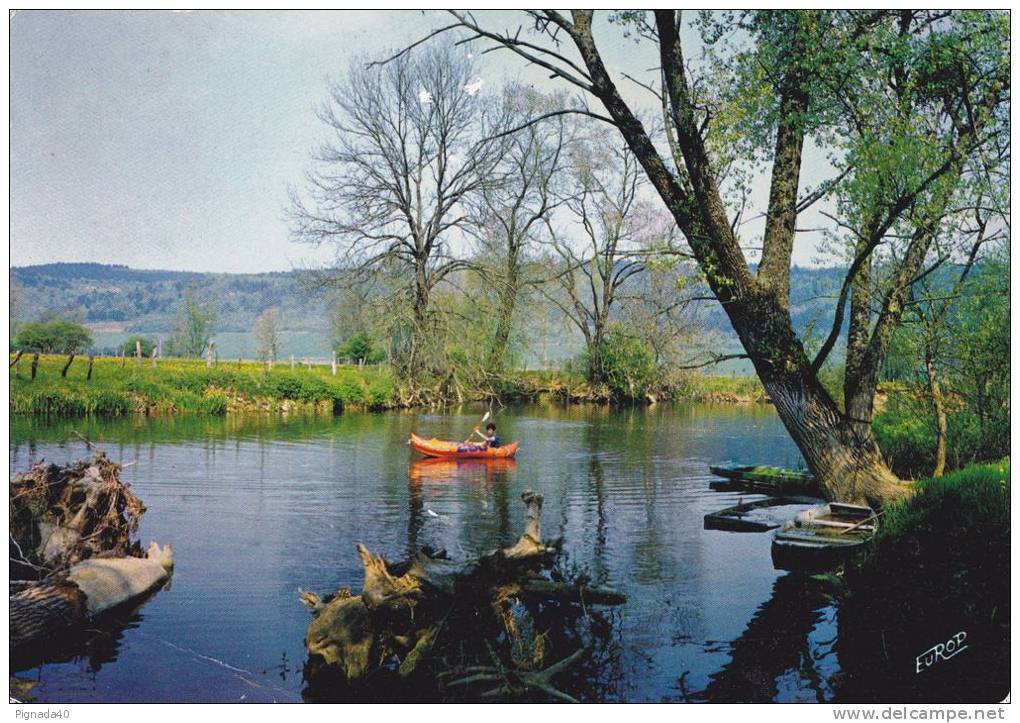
151, 344, 157, 369
87, 354, 95, 381
290, 355, 295, 370
61, 353, 75, 378
331, 350, 337, 376
206, 342, 213, 369
120, 348, 126, 368
31, 352, 40, 380
135, 340, 142, 368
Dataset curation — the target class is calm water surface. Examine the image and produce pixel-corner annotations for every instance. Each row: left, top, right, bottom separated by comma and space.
10, 403, 842, 703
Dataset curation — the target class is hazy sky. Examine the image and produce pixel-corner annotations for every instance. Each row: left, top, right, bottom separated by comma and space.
10, 10, 833, 274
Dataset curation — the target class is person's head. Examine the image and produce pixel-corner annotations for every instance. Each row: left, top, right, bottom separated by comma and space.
485, 422, 496, 434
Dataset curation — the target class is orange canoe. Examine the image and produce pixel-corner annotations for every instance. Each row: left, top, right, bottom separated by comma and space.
409, 432, 519, 459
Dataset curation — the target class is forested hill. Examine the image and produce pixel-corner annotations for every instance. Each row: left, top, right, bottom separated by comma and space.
10, 263, 329, 333
10, 262, 848, 361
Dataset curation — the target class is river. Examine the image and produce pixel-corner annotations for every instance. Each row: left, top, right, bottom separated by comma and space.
10, 402, 844, 703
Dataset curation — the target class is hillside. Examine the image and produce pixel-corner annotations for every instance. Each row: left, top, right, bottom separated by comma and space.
10, 262, 848, 365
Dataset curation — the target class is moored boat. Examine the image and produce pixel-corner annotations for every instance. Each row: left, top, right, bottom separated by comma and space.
771, 502, 877, 571
708, 462, 816, 493
409, 432, 519, 459
703, 495, 822, 532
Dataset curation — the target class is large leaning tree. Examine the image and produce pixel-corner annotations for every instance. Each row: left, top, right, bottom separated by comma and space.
290, 42, 508, 379
396, 10, 1008, 506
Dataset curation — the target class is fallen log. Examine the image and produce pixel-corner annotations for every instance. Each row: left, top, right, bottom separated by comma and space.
300, 490, 624, 702
11, 543, 174, 651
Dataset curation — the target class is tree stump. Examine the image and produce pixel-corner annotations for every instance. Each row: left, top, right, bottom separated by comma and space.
300, 490, 624, 701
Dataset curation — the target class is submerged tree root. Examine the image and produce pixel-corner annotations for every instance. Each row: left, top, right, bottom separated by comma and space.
299, 490, 625, 702
9, 452, 174, 659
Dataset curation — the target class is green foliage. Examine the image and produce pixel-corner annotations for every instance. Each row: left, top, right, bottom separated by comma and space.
337, 332, 384, 364
14, 319, 93, 354
166, 287, 216, 358
120, 335, 155, 358
582, 324, 656, 400
873, 397, 1009, 479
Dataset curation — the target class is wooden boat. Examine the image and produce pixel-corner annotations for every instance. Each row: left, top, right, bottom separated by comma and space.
708, 462, 816, 493
703, 495, 822, 533
771, 502, 877, 572
409, 432, 519, 460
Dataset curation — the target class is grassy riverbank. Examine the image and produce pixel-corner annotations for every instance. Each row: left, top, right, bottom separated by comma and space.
837, 459, 1010, 701
10, 354, 396, 415
10, 353, 772, 416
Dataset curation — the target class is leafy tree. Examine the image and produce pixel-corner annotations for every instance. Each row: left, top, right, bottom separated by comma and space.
120, 335, 154, 358
15, 319, 93, 354
409, 10, 1009, 506
337, 332, 384, 365
166, 287, 216, 358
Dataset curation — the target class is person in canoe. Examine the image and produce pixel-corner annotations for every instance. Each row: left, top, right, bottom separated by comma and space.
470, 422, 501, 449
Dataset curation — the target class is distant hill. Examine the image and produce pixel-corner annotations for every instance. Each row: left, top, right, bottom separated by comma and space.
9, 262, 848, 365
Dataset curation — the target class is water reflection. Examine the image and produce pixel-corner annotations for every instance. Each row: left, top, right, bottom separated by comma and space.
702, 573, 839, 702
11, 403, 822, 703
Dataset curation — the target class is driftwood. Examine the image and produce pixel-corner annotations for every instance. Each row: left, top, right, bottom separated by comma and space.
300, 490, 624, 702
9, 453, 174, 656
11, 543, 174, 651
10, 452, 146, 573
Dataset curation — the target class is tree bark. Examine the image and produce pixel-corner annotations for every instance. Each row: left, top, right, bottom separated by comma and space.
925, 351, 948, 477
489, 262, 519, 371
729, 290, 906, 508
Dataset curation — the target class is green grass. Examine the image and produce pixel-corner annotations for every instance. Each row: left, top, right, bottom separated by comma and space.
10, 354, 397, 416
877, 458, 1010, 543
688, 374, 768, 402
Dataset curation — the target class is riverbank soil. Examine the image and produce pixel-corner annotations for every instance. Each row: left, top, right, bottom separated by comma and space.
835, 463, 1009, 702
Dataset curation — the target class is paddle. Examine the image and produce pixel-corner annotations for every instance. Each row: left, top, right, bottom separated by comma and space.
463, 410, 491, 444
838, 509, 884, 535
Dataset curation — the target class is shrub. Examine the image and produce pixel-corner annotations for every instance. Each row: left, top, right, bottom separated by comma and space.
874, 402, 1010, 479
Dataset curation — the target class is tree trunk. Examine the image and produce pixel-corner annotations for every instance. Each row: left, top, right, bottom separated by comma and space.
489, 258, 520, 371
87, 355, 94, 381
31, 352, 39, 380
406, 266, 431, 380
925, 352, 948, 477
732, 293, 907, 508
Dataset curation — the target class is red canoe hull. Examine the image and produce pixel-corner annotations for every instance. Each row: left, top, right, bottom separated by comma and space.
409, 433, 519, 459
